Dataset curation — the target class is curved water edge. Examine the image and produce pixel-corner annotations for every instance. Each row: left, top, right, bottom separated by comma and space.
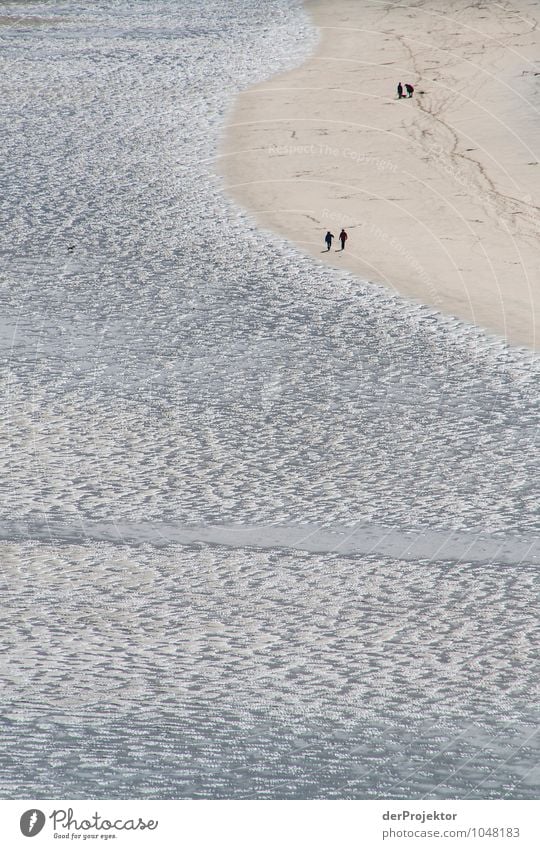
221, 0, 540, 348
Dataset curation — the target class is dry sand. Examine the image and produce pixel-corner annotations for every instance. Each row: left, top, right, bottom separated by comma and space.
221, 0, 540, 350
0, 17, 54, 25
0, 0, 64, 27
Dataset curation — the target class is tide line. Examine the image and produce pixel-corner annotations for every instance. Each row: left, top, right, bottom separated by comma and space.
0, 520, 538, 566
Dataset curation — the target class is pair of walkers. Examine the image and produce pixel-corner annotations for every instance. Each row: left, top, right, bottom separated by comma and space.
325, 229, 348, 251
397, 81, 414, 98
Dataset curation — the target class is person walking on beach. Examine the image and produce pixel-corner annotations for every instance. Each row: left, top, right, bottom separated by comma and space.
397, 81, 403, 99
325, 231, 334, 251
339, 228, 348, 250
405, 83, 414, 98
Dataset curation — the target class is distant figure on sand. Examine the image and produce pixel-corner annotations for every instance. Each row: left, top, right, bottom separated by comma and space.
325, 231, 334, 251
339, 229, 348, 250
405, 83, 414, 98
397, 81, 403, 99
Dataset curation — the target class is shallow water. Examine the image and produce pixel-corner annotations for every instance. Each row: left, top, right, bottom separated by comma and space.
0, 0, 538, 798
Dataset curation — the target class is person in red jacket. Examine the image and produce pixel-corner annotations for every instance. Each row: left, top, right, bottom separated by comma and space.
339, 229, 348, 250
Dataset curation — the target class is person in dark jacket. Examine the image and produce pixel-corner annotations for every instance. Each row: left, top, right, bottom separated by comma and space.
325, 231, 334, 251
397, 81, 403, 99
339, 229, 348, 250
405, 83, 414, 97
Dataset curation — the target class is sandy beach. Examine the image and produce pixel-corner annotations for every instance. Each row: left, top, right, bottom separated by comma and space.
221, 0, 540, 350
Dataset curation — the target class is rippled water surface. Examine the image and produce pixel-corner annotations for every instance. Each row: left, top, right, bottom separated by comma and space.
0, 0, 538, 798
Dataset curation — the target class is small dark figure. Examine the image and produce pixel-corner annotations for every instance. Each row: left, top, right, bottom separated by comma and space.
397, 81, 403, 99
405, 83, 414, 98
325, 231, 334, 251
339, 229, 348, 250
